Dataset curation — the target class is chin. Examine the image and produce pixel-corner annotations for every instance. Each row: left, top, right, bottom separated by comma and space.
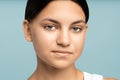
37, 55, 76, 69
49, 60, 74, 69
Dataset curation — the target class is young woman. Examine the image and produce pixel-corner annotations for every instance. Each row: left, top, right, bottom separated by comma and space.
23, 0, 117, 80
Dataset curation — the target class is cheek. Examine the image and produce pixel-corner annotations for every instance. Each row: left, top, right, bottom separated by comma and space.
31, 29, 57, 56
72, 32, 86, 58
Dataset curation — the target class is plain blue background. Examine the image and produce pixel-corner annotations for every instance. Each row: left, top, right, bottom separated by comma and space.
0, 0, 119, 80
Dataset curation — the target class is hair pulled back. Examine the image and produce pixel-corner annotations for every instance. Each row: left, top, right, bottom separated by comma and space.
25, 0, 89, 23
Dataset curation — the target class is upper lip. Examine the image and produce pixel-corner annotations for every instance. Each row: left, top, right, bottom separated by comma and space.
52, 50, 72, 54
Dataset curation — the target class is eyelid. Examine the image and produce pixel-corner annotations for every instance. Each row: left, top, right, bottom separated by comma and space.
71, 24, 85, 29
41, 22, 57, 27
40, 20, 60, 27
40, 22, 59, 31
70, 24, 86, 32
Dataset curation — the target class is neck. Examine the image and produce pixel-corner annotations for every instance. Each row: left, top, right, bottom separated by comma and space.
29, 57, 83, 80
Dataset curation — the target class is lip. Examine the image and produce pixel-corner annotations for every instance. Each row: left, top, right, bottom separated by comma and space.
52, 50, 72, 56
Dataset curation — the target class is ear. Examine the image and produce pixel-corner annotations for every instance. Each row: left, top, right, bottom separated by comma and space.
23, 20, 32, 42
86, 25, 88, 30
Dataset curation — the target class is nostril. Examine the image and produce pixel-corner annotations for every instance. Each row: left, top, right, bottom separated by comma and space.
57, 41, 70, 47
56, 37, 70, 47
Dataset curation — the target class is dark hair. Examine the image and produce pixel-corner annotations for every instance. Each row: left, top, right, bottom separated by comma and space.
25, 0, 89, 23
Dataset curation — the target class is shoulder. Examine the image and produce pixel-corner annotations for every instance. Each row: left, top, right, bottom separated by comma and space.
104, 78, 117, 80
83, 72, 103, 80
83, 72, 117, 80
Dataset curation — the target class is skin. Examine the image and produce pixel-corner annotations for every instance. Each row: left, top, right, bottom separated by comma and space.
23, 1, 117, 80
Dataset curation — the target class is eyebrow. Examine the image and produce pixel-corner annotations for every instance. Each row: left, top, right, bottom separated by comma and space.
71, 20, 86, 25
41, 18, 60, 25
41, 18, 86, 25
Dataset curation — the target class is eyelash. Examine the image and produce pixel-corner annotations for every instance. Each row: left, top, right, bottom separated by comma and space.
71, 26, 83, 33
42, 24, 83, 32
43, 24, 57, 31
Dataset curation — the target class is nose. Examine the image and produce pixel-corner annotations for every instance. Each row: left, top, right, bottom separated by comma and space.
56, 30, 71, 47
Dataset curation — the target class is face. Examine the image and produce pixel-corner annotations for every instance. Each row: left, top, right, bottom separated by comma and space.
23, 1, 87, 69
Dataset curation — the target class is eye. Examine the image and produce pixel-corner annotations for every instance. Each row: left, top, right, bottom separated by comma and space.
71, 26, 83, 32
44, 24, 56, 31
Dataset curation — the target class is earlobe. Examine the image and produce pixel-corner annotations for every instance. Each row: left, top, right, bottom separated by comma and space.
23, 20, 32, 42
86, 25, 88, 29
85, 25, 88, 32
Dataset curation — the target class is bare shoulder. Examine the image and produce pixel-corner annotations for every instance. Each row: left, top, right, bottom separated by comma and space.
104, 78, 117, 80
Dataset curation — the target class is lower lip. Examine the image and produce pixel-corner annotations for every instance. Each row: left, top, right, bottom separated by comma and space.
53, 51, 71, 57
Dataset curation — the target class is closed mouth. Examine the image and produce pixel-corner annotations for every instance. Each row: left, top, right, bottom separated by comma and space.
52, 50, 72, 54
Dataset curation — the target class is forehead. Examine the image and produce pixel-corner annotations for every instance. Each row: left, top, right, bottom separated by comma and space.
34, 0, 85, 23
